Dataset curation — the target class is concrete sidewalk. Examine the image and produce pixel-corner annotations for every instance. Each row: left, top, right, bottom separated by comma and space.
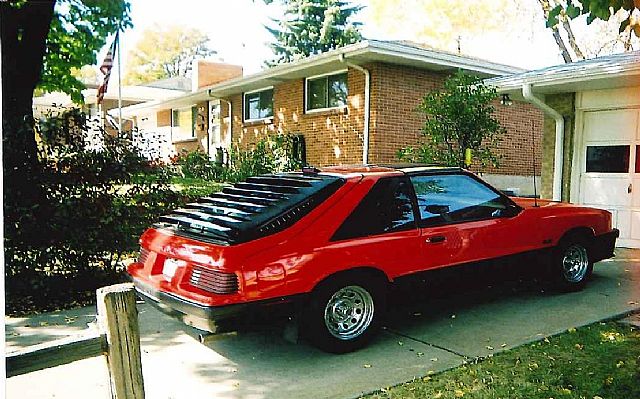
6, 250, 640, 399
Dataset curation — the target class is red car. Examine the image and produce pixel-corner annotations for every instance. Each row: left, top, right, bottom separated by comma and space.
128, 165, 618, 353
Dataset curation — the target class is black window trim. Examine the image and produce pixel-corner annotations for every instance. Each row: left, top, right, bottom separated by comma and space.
406, 170, 521, 229
243, 86, 274, 122
330, 175, 420, 242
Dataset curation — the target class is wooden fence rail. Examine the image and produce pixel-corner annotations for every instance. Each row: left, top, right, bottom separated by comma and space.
6, 283, 145, 399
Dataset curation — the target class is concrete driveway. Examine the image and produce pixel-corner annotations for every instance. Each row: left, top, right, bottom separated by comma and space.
6, 249, 640, 399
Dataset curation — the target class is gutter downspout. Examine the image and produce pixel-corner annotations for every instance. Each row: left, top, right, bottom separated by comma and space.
339, 54, 370, 165
522, 83, 564, 201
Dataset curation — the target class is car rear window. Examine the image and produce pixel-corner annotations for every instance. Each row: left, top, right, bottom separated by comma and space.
331, 176, 417, 241
156, 173, 344, 245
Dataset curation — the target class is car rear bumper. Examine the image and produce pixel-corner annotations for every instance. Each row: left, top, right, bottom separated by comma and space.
592, 228, 619, 263
131, 277, 301, 333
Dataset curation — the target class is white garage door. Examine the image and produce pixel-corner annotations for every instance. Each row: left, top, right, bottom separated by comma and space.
579, 108, 640, 248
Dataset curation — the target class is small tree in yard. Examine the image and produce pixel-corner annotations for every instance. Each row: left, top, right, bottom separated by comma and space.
398, 71, 506, 169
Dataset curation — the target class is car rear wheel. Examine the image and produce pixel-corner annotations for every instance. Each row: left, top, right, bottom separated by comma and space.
302, 273, 386, 353
553, 238, 593, 292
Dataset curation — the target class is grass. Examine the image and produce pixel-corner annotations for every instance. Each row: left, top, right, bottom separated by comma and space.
170, 176, 224, 197
364, 321, 640, 399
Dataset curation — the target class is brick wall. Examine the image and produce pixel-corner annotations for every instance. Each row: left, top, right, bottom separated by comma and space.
540, 93, 575, 200
220, 62, 543, 175
369, 62, 543, 176
221, 68, 366, 165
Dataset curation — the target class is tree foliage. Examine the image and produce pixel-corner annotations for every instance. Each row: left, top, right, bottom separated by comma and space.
40, 0, 132, 103
1, 0, 132, 250
266, 0, 363, 65
398, 72, 505, 169
542, 0, 640, 61
369, 0, 517, 53
124, 24, 216, 84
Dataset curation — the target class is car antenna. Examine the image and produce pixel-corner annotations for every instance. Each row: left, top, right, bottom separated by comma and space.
531, 119, 539, 207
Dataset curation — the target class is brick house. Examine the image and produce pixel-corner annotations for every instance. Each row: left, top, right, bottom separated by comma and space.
122, 40, 544, 194
487, 51, 640, 247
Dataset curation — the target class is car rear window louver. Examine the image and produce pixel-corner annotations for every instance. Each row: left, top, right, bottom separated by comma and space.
155, 173, 344, 245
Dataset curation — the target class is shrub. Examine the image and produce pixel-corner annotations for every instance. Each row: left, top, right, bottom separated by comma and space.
4, 108, 188, 314
223, 134, 305, 182
174, 149, 223, 180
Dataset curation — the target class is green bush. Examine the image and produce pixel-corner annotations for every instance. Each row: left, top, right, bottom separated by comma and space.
4, 108, 191, 314
223, 134, 305, 182
174, 149, 222, 180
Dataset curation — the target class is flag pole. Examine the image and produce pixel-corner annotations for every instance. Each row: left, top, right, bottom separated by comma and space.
117, 31, 122, 134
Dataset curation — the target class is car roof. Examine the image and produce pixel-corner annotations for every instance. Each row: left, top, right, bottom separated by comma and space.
315, 164, 463, 177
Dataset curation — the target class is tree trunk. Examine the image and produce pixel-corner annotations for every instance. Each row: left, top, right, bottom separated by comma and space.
1, 0, 56, 242
537, 0, 573, 63
561, 17, 585, 60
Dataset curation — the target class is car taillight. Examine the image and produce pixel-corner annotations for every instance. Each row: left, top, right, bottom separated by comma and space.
189, 266, 239, 295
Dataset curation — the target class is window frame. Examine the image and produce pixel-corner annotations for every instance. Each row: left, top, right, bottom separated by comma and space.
243, 86, 274, 123
407, 171, 520, 228
170, 105, 197, 142
304, 70, 348, 113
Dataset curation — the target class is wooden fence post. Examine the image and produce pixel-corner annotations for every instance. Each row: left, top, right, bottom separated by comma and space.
97, 283, 145, 399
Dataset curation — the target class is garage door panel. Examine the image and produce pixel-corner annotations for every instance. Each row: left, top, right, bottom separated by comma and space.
581, 176, 630, 206
583, 109, 637, 142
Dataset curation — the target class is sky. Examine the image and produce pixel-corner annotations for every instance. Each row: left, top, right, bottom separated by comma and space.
95, 0, 577, 83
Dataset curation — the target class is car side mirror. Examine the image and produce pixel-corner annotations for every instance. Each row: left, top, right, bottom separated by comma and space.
424, 204, 450, 215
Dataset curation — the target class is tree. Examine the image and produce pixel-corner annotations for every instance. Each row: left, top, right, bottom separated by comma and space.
398, 72, 506, 169
124, 25, 216, 85
266, 0, 363, 65
369, 0, 519, 54
1, 0, 131, 236
542, 0, 640, 62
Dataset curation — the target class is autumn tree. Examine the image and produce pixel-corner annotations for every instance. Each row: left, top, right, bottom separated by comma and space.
124, 25, 216, 84
266, 0, 363, 65
369, 0, 519, 53
398, 72, 505, 169
1, 0, 131, 215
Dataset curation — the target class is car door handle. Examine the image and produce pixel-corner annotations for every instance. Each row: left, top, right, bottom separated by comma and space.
425, 235, 446, 243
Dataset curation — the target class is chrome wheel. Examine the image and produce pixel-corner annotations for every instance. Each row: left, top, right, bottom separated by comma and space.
562, 244, 589, 283
324, 285, 374, 340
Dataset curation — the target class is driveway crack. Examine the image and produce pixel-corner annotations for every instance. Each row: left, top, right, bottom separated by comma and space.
383, 327, 470, 359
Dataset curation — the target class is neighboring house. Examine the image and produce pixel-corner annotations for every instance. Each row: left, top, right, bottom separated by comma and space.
122, 40, 545, 195
119, 60, 243, 161
487, 51, 640, 247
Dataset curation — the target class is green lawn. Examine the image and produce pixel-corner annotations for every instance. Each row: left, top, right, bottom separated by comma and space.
170, 177, 224, 197
364, 321, 640, 399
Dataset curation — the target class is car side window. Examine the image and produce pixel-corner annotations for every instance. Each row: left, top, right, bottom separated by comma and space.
410, 174, 508, 227
331, 177, 417, 241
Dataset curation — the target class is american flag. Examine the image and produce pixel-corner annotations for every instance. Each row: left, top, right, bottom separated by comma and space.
97, 32, 119, 104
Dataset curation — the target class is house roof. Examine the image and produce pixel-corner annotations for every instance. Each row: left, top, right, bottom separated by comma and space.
485, 51, 640, 99
142, 76, 192, 91
118, 40, 524, 117
83, 84, 186, 105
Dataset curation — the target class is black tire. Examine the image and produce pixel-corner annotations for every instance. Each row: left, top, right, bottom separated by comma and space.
302, 272, 387, 353
552, 236, 593, 292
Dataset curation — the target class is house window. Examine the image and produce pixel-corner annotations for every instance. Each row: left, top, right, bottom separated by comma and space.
243, 88, 273, 121
586, 145, 629, 173
171, 106, 196, 141
305, 71, 348, 112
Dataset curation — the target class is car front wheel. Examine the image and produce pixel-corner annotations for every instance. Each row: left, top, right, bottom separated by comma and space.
302, 274, 386, 353
553, 238, 593, 292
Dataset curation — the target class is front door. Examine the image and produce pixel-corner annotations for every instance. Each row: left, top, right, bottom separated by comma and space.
208, 100, 222, 160
579, 108, 640, 248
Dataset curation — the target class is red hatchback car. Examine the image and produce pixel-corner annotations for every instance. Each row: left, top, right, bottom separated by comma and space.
128, 165, 618, 353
